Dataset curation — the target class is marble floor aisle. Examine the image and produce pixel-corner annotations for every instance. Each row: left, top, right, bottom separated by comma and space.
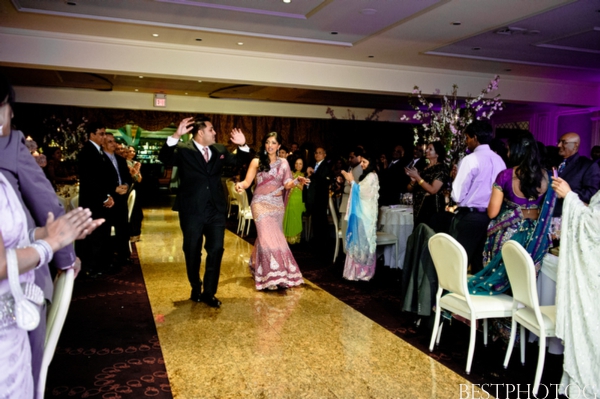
136, 206, 475, 399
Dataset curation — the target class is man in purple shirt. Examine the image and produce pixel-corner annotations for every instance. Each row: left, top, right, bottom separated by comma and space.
450, 120, 506, 273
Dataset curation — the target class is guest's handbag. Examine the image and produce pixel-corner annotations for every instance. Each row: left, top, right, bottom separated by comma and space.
6, 249, 44, 331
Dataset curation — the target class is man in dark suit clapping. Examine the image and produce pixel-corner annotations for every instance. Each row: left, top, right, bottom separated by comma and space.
159, 116, 249, 308
554, 132, 600, 216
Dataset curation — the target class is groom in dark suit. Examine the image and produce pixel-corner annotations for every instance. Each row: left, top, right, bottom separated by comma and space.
159, 116, 249, 308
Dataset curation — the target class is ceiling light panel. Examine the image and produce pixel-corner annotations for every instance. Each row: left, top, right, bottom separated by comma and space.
12, 0, 440, 46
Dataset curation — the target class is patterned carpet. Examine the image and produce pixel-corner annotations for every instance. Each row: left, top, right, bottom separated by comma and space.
44, 246, 172, 399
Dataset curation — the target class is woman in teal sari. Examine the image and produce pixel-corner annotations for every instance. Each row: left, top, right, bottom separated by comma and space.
283, 157, 306, 244
468, 131, 556, 295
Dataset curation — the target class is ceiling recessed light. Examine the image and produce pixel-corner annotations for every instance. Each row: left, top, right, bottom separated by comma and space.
331, 31, 338, 35
237, 42, 244, 45
195, 38, 202, 41
139, 76, 144, 78
360, 9, 377, 15
135, 89, 139, 92
471, 47, 481, 51
185, 92, 188, 95
198, 80, 202, 83
283, 0, 291, 3
152, 33, 159, 37
451, 21, 461, 26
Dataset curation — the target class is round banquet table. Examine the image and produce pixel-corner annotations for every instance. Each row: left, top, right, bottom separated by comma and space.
377, 205, 413, 269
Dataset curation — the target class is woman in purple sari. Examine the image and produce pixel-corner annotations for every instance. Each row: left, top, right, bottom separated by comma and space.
468, 131, 556, 295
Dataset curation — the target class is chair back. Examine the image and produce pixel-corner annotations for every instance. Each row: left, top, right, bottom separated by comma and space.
70, 194, 79, 210
328, 195, 340, 234
38, 268, 75, 398
226, 180, 237, 202
501, 240, 542, 313
127, 189, 136, 222
428, 233, 470, 300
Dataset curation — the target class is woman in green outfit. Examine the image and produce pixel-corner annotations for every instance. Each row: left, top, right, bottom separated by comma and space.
283, 157, 306, 244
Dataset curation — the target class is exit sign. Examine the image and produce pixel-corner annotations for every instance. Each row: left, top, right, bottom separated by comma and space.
154, 93, 166, 108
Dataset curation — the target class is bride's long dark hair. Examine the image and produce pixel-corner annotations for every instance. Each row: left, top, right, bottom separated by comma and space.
508, 130, 545, 199
256, 131, 282, 173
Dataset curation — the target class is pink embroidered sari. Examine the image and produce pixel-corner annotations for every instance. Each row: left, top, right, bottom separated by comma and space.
249, 158, 304, 290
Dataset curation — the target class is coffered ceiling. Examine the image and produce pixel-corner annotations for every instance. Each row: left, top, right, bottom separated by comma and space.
1, 0, 598, 109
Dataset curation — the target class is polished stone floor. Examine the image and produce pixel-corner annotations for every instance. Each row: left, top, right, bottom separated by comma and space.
136, 206, 476, 399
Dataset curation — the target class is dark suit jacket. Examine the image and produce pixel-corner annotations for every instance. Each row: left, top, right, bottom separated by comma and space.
379, 158, 410, 206
78, 140, 117, 217
105, 153, 133, 224
0, 130, 77, 300
555, 153, 600, 216
304, 159, 331, 215
159, 140, 249, 216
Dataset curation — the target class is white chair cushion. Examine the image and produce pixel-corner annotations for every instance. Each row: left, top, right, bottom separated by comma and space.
514, 305, 556, 336
440, 293, 513, 319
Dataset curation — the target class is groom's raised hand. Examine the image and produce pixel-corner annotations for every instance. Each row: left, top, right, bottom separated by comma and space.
174, 117, 195, 139
230, 128, 246, 146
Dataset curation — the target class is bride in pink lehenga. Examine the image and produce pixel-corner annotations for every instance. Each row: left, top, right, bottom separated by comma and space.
235, 132, 310, 290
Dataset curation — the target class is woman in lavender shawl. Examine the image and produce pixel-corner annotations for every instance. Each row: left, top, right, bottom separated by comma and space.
0, 86, 101, 398
468, 131, 556, 295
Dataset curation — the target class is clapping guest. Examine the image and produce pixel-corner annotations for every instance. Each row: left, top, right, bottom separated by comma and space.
405, 141, 449, 229
551, 177, 599, 396
341, 152, 379, 281
1, 74, 103, 397
283, 157, 306, 245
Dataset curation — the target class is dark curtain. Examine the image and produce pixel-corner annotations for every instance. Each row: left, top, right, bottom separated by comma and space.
12, 103, 414, 159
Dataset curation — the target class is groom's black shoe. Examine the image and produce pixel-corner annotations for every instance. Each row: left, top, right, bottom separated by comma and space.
200, 295, 222, 308
190, 289, 202, 302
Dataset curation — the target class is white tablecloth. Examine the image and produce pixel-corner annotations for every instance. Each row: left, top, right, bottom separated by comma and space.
377, 205, 413, 269
56, 184, 79, 212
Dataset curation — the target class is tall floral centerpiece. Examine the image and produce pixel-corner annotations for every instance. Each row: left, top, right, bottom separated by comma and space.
401, 75, 503, 165
42, 116, 88, 160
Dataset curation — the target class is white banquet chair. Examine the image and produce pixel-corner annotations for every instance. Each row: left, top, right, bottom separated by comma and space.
37, 268, 75, 399
329, 195, 344, 263
235, 189, 253, 237
428, 233, 513, 374
226, 179, 239, 218
502, 240, 556, 396
127, 189, 136, 251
